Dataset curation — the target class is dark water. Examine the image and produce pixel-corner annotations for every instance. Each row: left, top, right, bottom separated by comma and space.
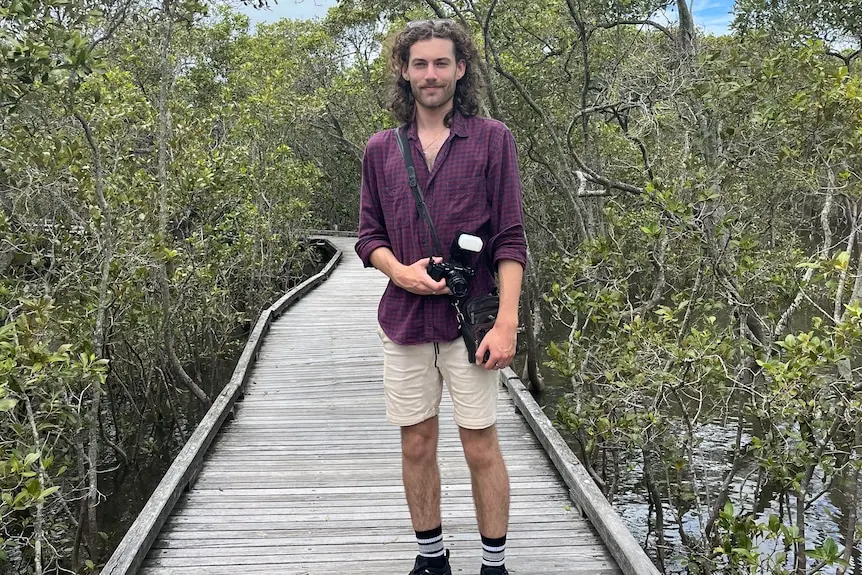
523, 333, 860, 574
96, 355, 241, 562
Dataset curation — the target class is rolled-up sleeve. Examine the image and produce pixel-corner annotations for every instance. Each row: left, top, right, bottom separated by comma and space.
355, 135, 392, 268
487, 127, 527, 268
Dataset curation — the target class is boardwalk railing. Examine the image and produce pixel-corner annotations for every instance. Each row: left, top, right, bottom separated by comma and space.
100, 240, 344, 575
500, 369, 660, 575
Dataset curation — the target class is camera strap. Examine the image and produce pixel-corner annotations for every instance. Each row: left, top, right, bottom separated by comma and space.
395, 124, 445, 258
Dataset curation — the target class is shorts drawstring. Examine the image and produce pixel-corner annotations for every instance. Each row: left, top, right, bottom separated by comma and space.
433, 342, 439, 368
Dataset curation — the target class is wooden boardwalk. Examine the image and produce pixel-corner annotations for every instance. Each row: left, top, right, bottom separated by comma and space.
130, 237, 628, 574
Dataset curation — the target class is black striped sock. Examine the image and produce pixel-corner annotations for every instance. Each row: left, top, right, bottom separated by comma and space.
416, 526, 446, 568
481, 534, 506, 568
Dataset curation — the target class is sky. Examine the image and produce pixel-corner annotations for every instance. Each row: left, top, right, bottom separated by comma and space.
237, 0, 339, 26
237, 0, 737, 35
677, 0, 738, 35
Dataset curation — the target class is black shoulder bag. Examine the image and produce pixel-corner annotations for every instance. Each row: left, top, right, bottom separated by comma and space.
395, 126, 499, 364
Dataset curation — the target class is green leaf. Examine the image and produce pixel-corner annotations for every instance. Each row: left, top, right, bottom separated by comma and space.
768, 514, 780, 533
822, 537, 839, 558
12, 491, 28, 507
835, 251, 850, 270
25, 479, 40, 496
39, 486, 59, 499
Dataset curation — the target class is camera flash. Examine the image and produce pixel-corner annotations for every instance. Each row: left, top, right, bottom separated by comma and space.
457, 233, 483, 253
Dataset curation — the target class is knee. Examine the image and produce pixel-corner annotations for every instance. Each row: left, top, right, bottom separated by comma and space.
461, 428, 500, 471
402, 425, 437, 464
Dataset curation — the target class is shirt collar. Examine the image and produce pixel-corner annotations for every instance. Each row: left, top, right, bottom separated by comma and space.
407, 109, 469, 140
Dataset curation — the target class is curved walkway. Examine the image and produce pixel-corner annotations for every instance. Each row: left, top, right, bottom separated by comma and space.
137, 237, 622, 574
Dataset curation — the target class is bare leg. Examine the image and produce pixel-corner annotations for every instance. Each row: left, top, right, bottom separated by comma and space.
459, 424, 509, 537
402, 416, 441, 531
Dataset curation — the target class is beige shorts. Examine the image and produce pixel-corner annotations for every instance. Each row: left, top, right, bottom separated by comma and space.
377, 327, 498, 429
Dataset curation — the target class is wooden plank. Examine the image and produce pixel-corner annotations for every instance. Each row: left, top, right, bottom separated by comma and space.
155, 526, 593, 544
165, 480, 566, 498
141, 548, 614, 568
151, 529, 594, 547
139, 559, 621, 575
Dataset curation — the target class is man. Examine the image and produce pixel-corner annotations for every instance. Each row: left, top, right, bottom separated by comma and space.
355, 18, 526, 575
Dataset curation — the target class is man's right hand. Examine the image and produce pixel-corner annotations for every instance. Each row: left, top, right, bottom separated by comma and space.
394, 257, 450, 296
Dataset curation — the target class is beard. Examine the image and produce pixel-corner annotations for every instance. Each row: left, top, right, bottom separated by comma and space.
410, 80, 457, 111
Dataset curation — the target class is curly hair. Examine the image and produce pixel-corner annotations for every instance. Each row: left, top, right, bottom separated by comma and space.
388, 19, 484, 126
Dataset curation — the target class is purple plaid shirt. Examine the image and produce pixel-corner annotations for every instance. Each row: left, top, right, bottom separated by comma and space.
355, 112, 527, 345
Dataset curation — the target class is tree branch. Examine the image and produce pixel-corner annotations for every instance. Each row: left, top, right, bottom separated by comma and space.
826, 48, 861, 69
594, 19, 677, 44
426, 0, 470, 28
834, 195, 858, 322
422, 0, 448, 19
89, 0, 135, 50
773, 189, 833, 342
314, 110, 364, 162
623, 231, 668, 320
524, 210, 573, 258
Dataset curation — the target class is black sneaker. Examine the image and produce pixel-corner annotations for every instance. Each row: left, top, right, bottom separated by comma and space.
479, 566, 508, 575
409, 549, 452, 575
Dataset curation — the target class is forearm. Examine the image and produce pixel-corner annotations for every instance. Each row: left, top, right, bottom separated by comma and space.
370, 247, 420, 286
369, 247, 405, 281
496, 259, 523, 329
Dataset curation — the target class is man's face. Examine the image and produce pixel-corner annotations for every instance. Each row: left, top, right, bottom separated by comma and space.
402, 37, 466, 112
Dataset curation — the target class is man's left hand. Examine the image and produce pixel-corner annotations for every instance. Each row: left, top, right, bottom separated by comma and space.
476, 322, 517, 371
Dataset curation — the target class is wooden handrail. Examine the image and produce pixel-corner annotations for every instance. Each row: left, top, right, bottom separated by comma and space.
100, 239, 343, 575
499, 367, 661, 575
306, 229, 358, 238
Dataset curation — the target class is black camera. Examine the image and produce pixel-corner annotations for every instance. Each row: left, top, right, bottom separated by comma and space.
427, 232, 483, 299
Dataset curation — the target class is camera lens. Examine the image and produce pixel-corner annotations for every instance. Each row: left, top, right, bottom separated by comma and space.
449, 273, 469, 298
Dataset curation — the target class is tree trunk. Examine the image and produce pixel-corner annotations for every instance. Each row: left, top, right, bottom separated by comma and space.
155, 0, 211, 409
23, 396, 44, 575
520, 245, 544, 392
77, 113, 113, 561
73, 430, 97, 561
643, 448, 667, 573
795, 485, 807, 574
676, 0, 697, 59
838, 422, 860, 574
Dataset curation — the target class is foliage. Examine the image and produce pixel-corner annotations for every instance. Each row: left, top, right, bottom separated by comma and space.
3, 0, 862, 572
1, 0, 321, 571
0, 0, 98, 109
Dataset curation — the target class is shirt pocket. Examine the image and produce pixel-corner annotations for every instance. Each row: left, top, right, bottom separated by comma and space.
437, 175, 489, 227
380, 182, 414, 230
